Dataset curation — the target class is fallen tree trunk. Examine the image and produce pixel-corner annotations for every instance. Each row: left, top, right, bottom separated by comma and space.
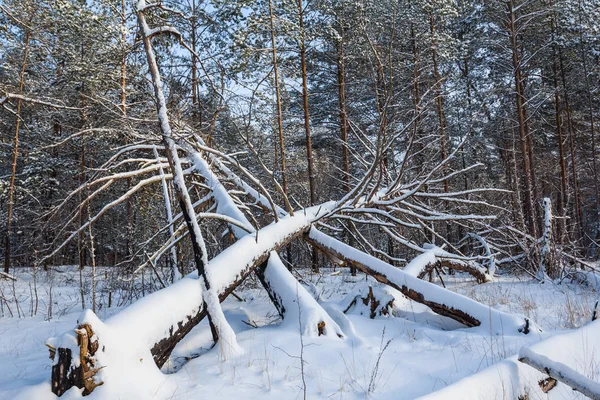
306, 228, 532, 333
48, 203, 334, 396
419, 318, 600, 399
518, 347, 600, 399
255, 251, 343, 337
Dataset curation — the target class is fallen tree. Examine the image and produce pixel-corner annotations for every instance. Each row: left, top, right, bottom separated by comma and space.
47, 203, 336, 395
419, 318, 600, 399
402, 244, 492, 283
519, 347, 600, 399
306, 228, 530, 333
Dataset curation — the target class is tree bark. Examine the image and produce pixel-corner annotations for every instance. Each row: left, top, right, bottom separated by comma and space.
550, 9, 568, 244
507, 0, 539, 243
297, 0, 316, 206
4, 25, 31, 274
269, 0, 288, 196
137, 6, 223, 345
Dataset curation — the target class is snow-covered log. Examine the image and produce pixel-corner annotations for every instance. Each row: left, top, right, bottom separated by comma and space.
48, 204, 334, 395
419, 318, 600, 399
0, 271, 16, 281
255, 252, 344, 337
518, 347, 600, 399
402, 244, 492, 283
306, 228, 532, 333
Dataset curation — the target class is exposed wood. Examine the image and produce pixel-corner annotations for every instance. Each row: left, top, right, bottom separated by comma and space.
306, 233, 482, 327
4, 22, 31, 274
538, 377, 557, 393
519, 348, 600, 400
417, 259, 490, 284
51, 323, 102, 397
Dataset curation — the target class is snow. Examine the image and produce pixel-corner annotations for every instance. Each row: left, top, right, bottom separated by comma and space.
1, 267, 598, 399
422, 317, 600, 399
309, 228, 533, 335
519, 346, 600, 398
260, 252, 344, 338
402, 248, 438, 277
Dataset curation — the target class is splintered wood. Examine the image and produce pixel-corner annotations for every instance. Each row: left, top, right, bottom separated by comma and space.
50, 323, 103, 396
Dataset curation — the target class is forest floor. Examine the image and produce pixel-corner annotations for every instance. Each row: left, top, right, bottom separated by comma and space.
0, 266, 598, 399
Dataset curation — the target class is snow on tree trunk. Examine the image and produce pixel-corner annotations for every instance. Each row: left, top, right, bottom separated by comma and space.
539, 197, 555, 280
519, 347, 600, 399
421, 318, 600, 400
136, 0, 240, 358
189, 147, 343, 338
307, 228, 534, 334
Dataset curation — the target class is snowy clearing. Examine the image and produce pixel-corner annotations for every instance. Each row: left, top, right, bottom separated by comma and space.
1, 267, 598, 399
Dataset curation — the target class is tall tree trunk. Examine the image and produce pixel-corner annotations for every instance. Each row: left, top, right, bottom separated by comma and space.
550, 9, 568, 245
578, 0, 599, 238
429, 13, 449, 192
4, 26, 31, 274
78, 143, 87, 271
120, 0, 127, 115
410, 22, 423, 162
336, 20, 349, 194
429, 12, 450, 241
336, 5, 355, 276
297, 0, 316, 206
296, 0, 318, 272
559, 49, 583, 242
269, 0, 288, 195
507, 0, 539, 242
190, 0, 202, 130
78, 42, 88, 272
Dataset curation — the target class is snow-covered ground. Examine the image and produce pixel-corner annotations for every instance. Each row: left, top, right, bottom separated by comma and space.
0, 266, 598, 399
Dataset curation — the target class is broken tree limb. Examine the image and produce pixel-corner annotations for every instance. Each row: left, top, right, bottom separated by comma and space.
464, 233, 496, 275
306, 228, 532, 333
402, 245, 492, 283
255, 252, 344, 338
518, 347, 600, 400
417, 259, 490, 284
0, 271, 16, 281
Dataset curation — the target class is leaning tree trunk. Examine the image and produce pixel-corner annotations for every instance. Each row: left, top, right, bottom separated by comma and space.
136, 4, 236, 349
